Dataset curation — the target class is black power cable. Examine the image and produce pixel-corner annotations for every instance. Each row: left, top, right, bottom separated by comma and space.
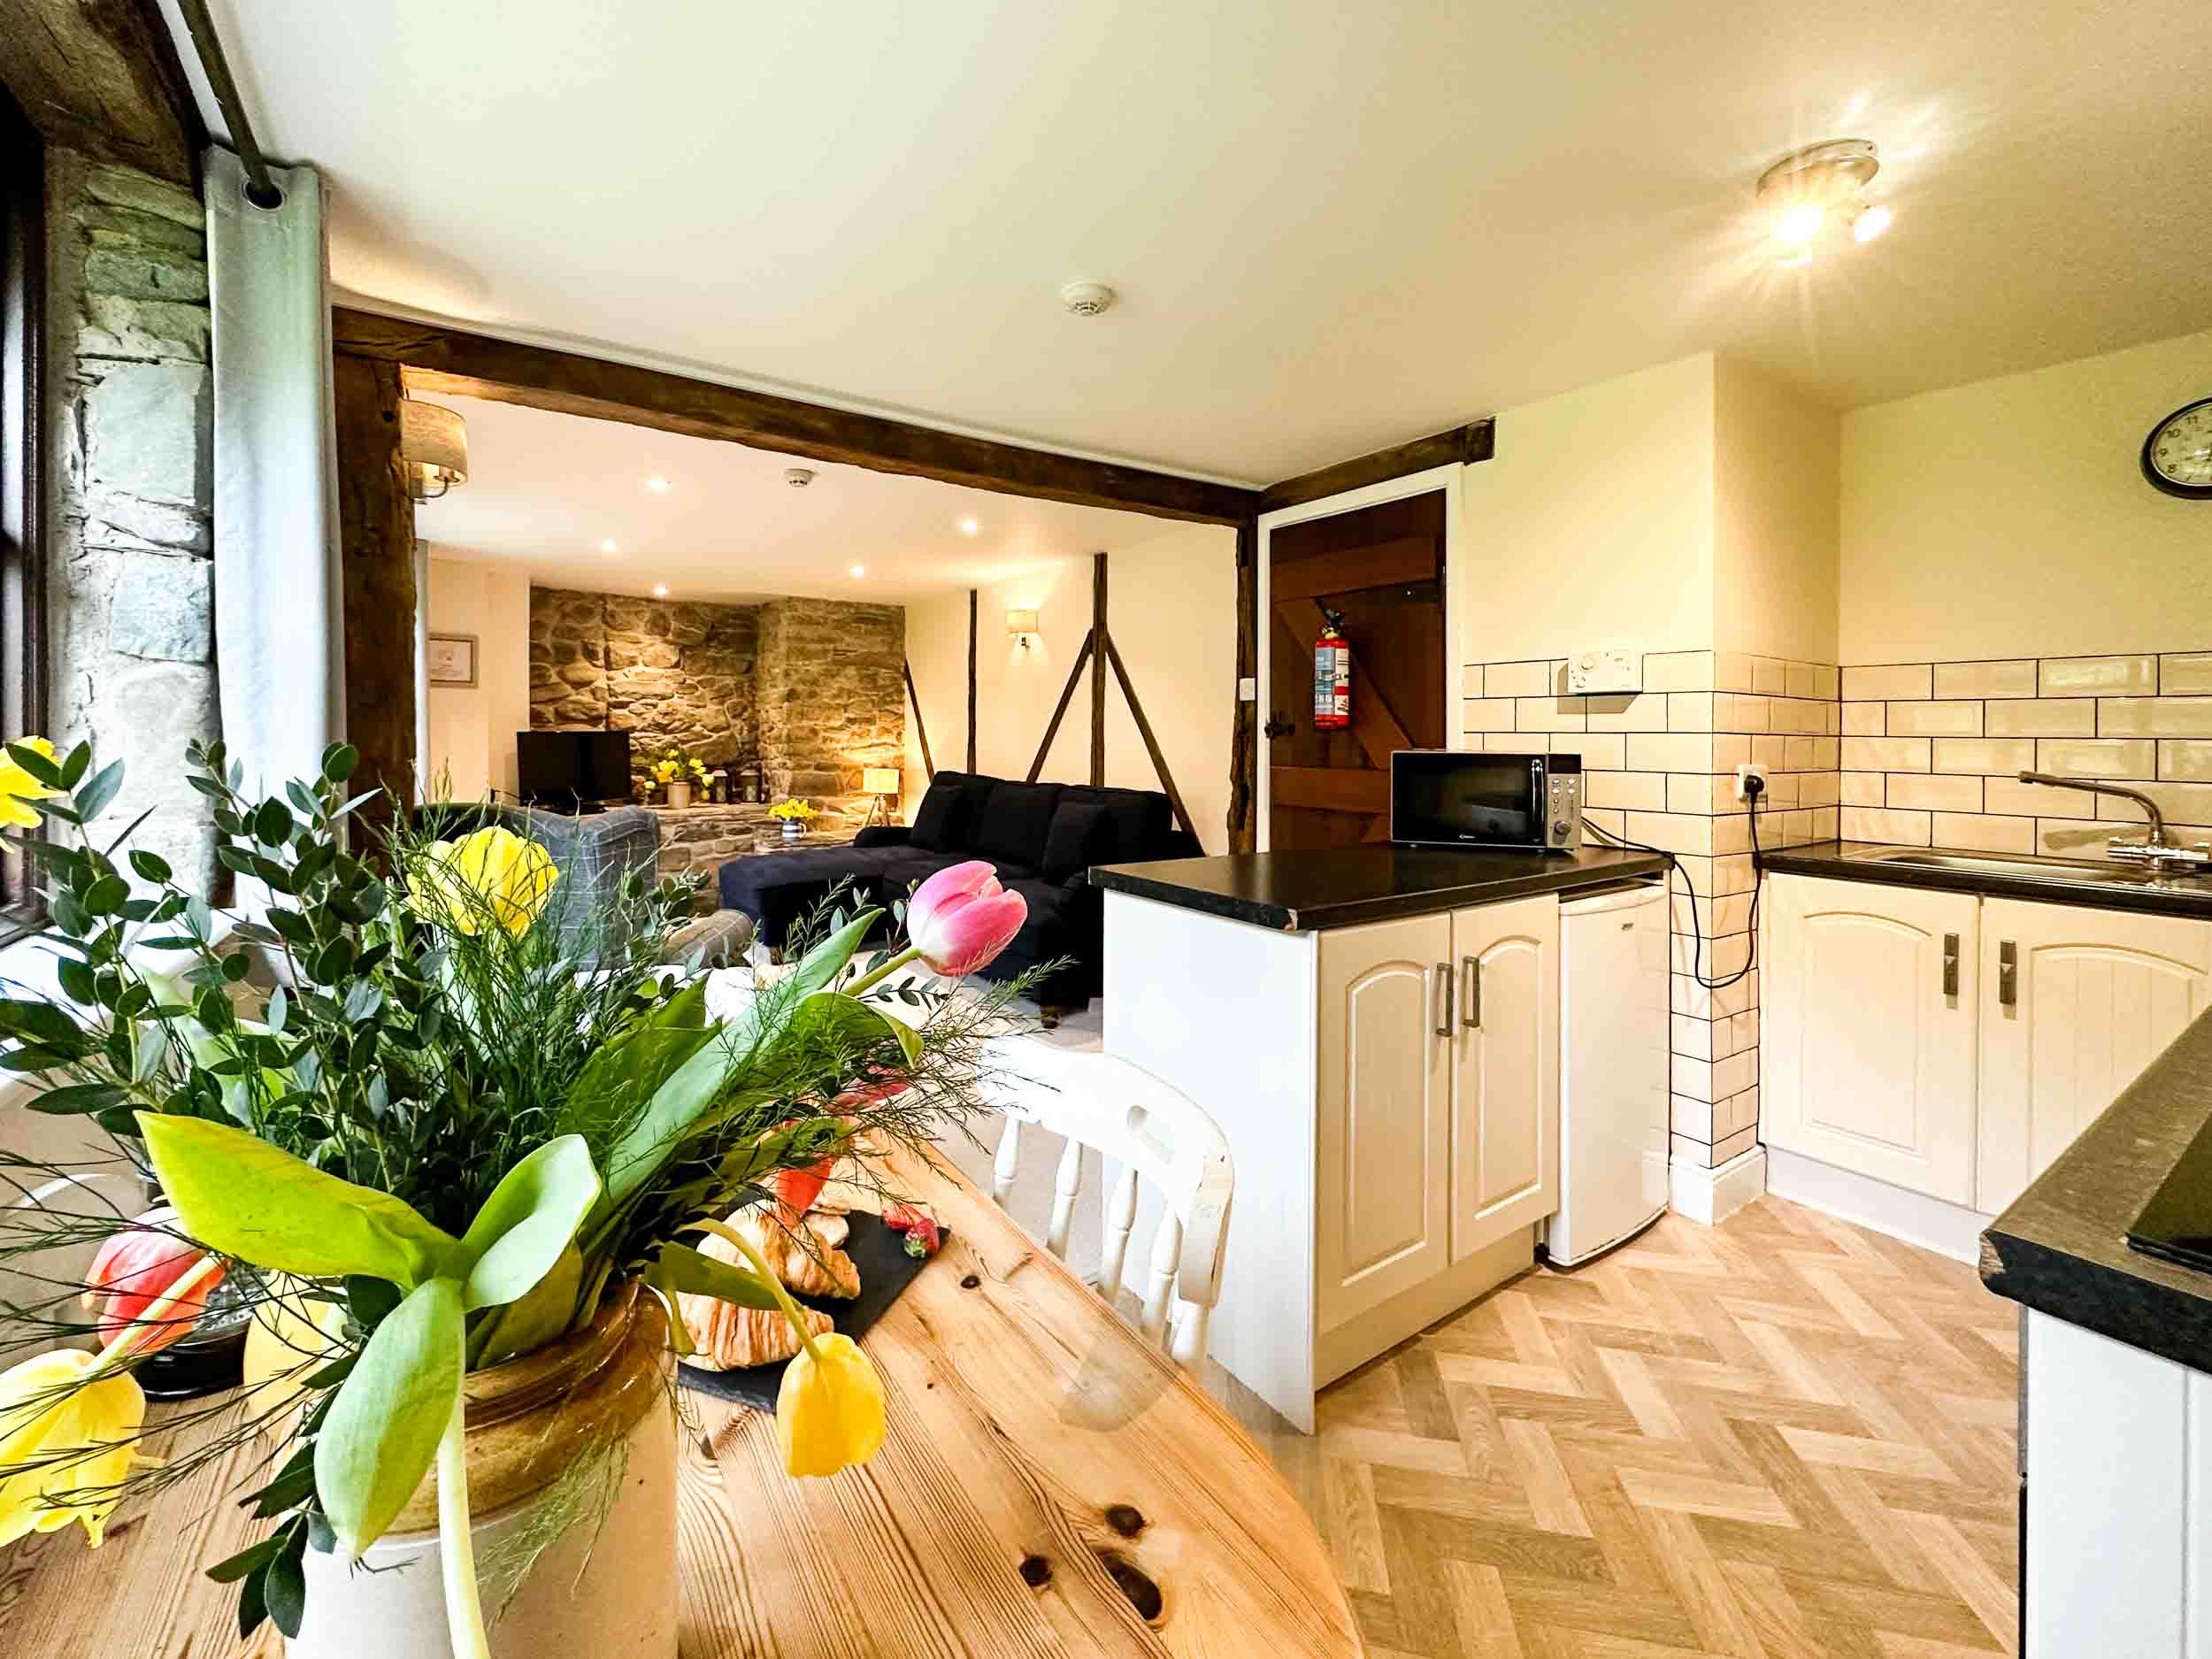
1580, 775, 1766, 993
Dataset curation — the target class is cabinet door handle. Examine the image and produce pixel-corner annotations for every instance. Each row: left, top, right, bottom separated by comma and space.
1942, 933, 1960, 998
1433, 964, 1453, 1036
1999, 940, 2017, 1007
1462, 955, 1482, 1029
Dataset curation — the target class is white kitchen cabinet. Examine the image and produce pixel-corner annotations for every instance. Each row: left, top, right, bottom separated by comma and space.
1315, 912, 1452, 1330
1763, 874, 1980, 1204
1448, 895, 1560, 1259
1978, 899, 2212, 1214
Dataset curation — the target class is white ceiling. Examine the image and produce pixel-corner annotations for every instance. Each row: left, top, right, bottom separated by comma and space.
169, 0, 2212, 484
414, 392, 1178, 603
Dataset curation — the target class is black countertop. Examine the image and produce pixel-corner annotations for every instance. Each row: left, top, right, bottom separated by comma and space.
1983, 1005, 2212, 1373
1089, 845, 1669, 932
1761, 840, 2212, 919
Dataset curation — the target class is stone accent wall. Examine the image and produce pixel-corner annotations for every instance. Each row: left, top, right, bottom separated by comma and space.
756, 596, 905, 820
42, 153, 217, 889
530, 588, 902, 822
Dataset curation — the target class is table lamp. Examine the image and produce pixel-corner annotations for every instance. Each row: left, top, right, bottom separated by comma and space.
863, 767, 902, 828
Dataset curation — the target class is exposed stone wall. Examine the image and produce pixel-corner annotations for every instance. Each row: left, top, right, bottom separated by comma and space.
756, 596, 905, 822
528, 587, 902, 822
42, 153, 217, 889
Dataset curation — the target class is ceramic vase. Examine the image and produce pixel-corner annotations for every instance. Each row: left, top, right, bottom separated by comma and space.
288, 1288, 677, 1659
780, 819, 803, 841
664, 780, 693, 810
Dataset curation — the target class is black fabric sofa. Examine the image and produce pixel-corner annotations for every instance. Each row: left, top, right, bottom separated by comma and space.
717, 771, 1200, 1008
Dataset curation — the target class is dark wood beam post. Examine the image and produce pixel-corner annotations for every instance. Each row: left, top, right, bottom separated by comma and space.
332, 353, 419, 839
1088, 551, 1108, 787
0, 0, 203, 185
1104, 635, 1195, 841
1025, 631, 1094, 781
1228, 521, 1257, 853
902, 659, 933, 779
964, 589, 978, 772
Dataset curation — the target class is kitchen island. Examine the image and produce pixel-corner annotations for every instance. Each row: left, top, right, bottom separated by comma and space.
1092, 845, 1667, 1430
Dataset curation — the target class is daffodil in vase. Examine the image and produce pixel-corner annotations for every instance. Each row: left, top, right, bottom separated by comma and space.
768, 797, 819, 842
648, 745, 710, 810
0, 735, 1035, 1656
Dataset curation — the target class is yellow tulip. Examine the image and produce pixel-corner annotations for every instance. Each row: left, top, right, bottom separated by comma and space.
0, 736, 59, 831
408, 826, 559, 936
242, 1279, 345, 1425
0, 1348, 147, 1548
775, 1333, 887, 1478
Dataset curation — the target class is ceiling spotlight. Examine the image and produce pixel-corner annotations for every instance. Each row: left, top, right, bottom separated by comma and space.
647, 476, 670, 493
652, 583, 669, 597
785, 467, 816, 488
600, 539, 619, 554
1755, 138, 1887, 266
958, 518, 980, 536
1060, 280, 1116, 317
849, 564, 865, 578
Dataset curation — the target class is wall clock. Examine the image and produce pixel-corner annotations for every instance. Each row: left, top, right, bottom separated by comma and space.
2142, 396, 2212, 499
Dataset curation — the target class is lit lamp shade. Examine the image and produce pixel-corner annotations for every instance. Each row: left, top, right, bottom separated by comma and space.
399, 400, 468, 501
863, 768, 902, 797
1004, 608, 1040, 637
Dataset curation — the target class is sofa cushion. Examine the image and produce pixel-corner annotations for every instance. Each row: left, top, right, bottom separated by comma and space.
1041, 799, 1114, 879
1053, 782, 1171, 864
970, 780, 1060, 870
909, 772, 987, 852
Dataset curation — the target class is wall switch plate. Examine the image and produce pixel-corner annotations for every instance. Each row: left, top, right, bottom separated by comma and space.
1733, 763, 1769, 803
1567, 649, 1640, 695
1238, 676, 1257, 702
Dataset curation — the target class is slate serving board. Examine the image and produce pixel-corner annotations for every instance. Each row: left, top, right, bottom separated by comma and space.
675, 1212, 947, 1411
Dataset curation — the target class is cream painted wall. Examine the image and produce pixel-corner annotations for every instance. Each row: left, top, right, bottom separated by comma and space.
425, 556, 531, 802
902, 521, 1237, 852
1460, 353, 1717, 664
1840, 327, 2212, 663
1715, 358, 1839, 664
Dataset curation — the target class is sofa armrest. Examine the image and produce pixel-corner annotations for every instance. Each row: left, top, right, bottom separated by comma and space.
853, 826, 911, 849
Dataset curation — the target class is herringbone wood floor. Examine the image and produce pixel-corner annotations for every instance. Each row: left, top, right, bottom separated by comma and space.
1218, 1196, 2020, 1659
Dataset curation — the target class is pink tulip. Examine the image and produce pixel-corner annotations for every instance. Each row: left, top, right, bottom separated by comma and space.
81, 1205, 224, 1356
907, 861, 1027, 977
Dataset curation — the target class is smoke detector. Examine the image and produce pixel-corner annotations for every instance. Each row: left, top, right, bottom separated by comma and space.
783, 467, 816, 488
1059, 280, 1116, 318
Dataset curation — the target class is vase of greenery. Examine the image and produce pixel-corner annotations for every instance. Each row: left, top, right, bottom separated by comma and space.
0, 735, 1037, 1657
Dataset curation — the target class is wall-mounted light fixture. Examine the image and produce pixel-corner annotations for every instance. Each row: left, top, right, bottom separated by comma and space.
862, 766, 902, 828
1006, 608, 1040, 649
399, 399, 468, 502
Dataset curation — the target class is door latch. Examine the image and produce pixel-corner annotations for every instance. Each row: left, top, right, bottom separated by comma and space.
1999, 940, 2018, 1007
1942, 933, 1960, 998
1263, 713, 1295, 740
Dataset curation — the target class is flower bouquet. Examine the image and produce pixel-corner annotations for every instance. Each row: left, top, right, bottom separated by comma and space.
767, 798, 818, 842
648, 746, 709, 808
0, 735, 1036, 1655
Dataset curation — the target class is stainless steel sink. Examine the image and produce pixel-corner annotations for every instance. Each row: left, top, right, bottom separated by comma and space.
1855, 848, 2180, 886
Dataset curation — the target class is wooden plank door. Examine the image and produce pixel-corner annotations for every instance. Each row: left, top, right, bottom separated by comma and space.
1978, 899, 2212, 1213
1760, 875, 1981, 1204
1448, 895, 1560, 1258
1263, 489, 1447, 849
1315, 913, 1452, 1333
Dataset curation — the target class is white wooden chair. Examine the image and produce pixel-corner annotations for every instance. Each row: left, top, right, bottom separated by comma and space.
978, 1036, 1233, 1372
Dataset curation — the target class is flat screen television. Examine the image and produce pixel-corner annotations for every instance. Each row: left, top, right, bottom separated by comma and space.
517, 729, 632, 810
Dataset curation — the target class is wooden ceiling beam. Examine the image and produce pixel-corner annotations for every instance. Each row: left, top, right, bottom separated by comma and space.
0, 0, 202, 186
1256, 419, 1494, 515
331, 307, 1261, 527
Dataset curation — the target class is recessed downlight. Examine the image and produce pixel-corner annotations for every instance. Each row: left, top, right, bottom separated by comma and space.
647, 476, 670, 493
849, 564, 865, 578
958, 518, 980, 536
600, 538, 619, 554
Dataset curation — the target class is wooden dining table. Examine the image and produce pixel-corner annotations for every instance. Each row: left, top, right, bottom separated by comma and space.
0, 1147, 1363, 1658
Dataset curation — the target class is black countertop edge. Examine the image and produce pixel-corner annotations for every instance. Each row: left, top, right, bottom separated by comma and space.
1761, 841, 2212, 919
1089, 846, 1670, 933
1981, 1003, 2212, 1373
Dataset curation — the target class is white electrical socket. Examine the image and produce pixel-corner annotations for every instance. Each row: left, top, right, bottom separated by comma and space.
1733, 763, 1769, 802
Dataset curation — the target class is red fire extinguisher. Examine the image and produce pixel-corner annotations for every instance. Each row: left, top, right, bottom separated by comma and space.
1313, 606, 1351, 730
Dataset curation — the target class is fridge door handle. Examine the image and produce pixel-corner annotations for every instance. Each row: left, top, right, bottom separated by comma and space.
1462, 955, 1481, 1029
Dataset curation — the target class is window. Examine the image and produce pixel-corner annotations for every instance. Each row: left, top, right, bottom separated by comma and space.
1, 86, 44, 918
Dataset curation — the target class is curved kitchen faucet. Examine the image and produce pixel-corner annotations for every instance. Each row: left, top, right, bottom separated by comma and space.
2016, 771, 2212, 871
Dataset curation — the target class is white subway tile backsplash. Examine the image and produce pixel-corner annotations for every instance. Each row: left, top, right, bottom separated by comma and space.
1842, 702, 1886, 736
2036, 817, 2118, 856
1985, 699, 2097, 737
2162, 654, 2212, 695
2099, 697, 2212, 736
1842, 664, 1932, 701
1626, 733, 1715, 772
1985, 775, 2102, 818
1712, 652, 1754, 693
1461, 664, 1486, 697
1627, 810, 1714, 856
1667, 692, 1715, 732
1931, 812, 2036, 853
1887, 772, 1982, 813
1585, 770, 1667, 812
2160, 741, 2212, 781
1841, 736, 1932, 772
1933, 659, 2038, 699
1515, 695, 1586, 732
2042, 654, 2157, 696
1585, 692, 1669, 733
1840, 806, 1933, 845
2093, 782, 2212, 823
2036, 737, 2156, 779
1643, 650, 1714, 693
1886, 701, 1984, 738
1752, 657, 1786, 695
1481, 660, 1554, 697
1573, 732, 1626, 770
1462, 696, 1517, 732
1842, 772, 1885, 806
1785, 662, 1817, 699
1932, 738, 2037, 775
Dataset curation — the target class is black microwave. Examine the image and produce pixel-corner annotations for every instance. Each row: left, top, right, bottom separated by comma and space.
1390, 750, 1583, 852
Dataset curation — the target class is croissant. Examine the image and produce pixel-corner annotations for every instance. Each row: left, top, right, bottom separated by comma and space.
676, 1225, 835, 1368
741, 1208, 862, 1300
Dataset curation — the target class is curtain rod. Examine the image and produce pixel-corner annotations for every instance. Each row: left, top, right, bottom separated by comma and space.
173, 0, 283, 210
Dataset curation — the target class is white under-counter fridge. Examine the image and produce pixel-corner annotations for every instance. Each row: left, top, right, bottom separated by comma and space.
1544, 879, 1671, 1265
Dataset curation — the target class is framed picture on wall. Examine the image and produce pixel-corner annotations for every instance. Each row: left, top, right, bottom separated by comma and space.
426, 633, 478, 687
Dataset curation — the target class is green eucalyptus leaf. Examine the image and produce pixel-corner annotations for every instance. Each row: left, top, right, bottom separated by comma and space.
314, 1274, 463, 1561
127, 849, 172, 884
456, 1134, 601, 1311
28, 1080, 124, 1115
5, 741, 63, 788
136, 1111, 459, 1286
263, 1522, 308, 1638
74, 759, 125, 823
57, 741, 90, 790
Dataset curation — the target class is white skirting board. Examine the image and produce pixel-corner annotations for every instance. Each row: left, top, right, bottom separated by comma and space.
1762, 1145, 1993, 1263
1669, 1145, 1767, 1225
